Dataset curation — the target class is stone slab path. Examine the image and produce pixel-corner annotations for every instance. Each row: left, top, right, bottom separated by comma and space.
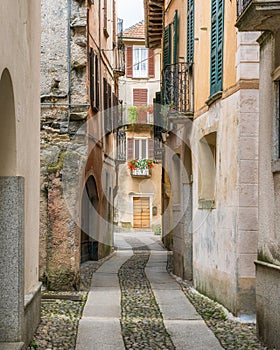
75, 231, 223, 350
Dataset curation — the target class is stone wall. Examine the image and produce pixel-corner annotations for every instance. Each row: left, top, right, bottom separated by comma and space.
40, 0, 89, 290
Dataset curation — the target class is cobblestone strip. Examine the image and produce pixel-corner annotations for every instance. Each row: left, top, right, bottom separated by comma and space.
31, 292, 87, 350
167, 256, 271, 350
118, 252, 175, 350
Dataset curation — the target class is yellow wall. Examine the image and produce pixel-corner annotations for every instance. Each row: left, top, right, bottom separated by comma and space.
164, 0, 238, 113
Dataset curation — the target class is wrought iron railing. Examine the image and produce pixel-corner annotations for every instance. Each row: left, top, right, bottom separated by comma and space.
237, 0, 252, 16
162, 62, 193, 115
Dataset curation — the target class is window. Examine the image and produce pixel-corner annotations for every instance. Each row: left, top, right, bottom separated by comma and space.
133, 88, 148, 123
89, 48, 99, 111
126, 46, 155, 78
198, 132, 217, 209
187, 0, 194, 64
210, 0, 224, 96
103, 78, 112, 134
163, 24, 172, 68
133, 47, 148, 78
173, 10, 179, 64
127, 137, 154, 160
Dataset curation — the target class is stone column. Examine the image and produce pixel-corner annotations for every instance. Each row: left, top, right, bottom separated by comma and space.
0, 177, 24, 343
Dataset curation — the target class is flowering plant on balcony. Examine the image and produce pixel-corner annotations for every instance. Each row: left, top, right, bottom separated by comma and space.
127, 158, 154, 170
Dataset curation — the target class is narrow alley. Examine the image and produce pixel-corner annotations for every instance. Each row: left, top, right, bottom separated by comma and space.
75, 231, 222, 350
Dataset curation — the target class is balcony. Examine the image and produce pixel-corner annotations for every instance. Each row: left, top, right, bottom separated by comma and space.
236, 0, 280, 32
162, 63, 193, 124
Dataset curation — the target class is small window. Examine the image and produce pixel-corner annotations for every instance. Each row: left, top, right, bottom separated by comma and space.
127, 137, 154, 160
133, 47, 148, 78
198, 132, 217, 209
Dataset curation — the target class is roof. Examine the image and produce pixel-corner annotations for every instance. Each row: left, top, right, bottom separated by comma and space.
122, 20, 145, 39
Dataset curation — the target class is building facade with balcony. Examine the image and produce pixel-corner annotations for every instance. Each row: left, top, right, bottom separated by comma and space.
236, 1, 280, 347
114, 21, 162, 231
145, 0, 260, 317
40, 0, 121, 290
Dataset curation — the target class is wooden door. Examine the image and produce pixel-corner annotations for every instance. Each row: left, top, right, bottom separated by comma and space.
133, 197, 150, 228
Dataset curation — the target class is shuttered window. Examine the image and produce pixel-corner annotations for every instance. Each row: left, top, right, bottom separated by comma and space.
210, 0, 224, 96
148, 49, 155, 78
163, 24, 172, 68
133, 88, 148, 123
133, 88, 148, 106
173, 10, 179, 64
187, 0, 194, 64
103, 78, 112, 134
126, 46, 133, 77
127, 137, 154, 160
89, 48, 99, 111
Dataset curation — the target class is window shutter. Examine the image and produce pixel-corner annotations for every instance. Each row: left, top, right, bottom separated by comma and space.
95, 54, 99, 109
133, 88, 148, 106
148, 138, 154, 159
133, 89, 148, 124
187, 0, 194, 64
126, 46, 133, 77
89, 48, 95, 110
173, 10, 179, 64
148, 49, 155, 78
210, 0, 224, 96
163, 25, 171, 68
127, 138, 134, 160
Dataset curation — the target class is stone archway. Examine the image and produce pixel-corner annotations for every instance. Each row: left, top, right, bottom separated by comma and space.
81, 175, 99, 263
0, 69, 24, 343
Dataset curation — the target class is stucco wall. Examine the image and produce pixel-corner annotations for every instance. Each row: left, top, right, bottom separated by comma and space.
0, 0, 41, 345
0, 0, 41, 297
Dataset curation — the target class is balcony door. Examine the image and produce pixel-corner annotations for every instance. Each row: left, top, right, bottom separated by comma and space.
133, 197, 150, 228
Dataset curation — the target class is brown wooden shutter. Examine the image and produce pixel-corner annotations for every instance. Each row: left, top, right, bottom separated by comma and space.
126, 46, 133, 77
133, 89, 148, 124
148, 138, 154, 159
127, 138, 134, 160
133, 89, 148, 106
148, 49, 155, 78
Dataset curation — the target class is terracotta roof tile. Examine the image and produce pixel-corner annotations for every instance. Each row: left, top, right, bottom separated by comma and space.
123, 20, 145, 39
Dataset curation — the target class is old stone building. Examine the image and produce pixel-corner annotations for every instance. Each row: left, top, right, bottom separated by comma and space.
40, 0, 122, 290
145, 0, 260, 317
236, 1, 280, 348
0, 1, 41, 348
115, 21, 162, 231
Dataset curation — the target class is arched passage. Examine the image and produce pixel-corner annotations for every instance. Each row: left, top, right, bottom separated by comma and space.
81, 175, 99, 263
0, 68, 16, 175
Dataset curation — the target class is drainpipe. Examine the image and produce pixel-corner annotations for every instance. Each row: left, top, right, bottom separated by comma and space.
99, 0, 104, 141
67, 0, 72, 132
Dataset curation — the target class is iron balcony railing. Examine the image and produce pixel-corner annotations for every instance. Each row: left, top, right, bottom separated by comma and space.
162, 62, 193, 115
237, 0, 252, 16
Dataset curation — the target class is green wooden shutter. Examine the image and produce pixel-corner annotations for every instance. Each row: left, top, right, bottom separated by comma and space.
210, 0, 224, 96
173, 10, 179, 64
187, 0, 194, 64
163, 24, 172, 68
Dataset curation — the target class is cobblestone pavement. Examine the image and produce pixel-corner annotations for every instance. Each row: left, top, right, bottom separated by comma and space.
119, 251, 175, 349
31, 232, 272, 349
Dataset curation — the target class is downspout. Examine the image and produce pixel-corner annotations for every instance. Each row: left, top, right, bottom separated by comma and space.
67, 0, 72, 132
99, 0, 104, 141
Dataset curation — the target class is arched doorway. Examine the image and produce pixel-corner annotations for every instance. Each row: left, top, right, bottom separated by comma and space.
0, 68, 16, 175
81, 175, 99, 263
